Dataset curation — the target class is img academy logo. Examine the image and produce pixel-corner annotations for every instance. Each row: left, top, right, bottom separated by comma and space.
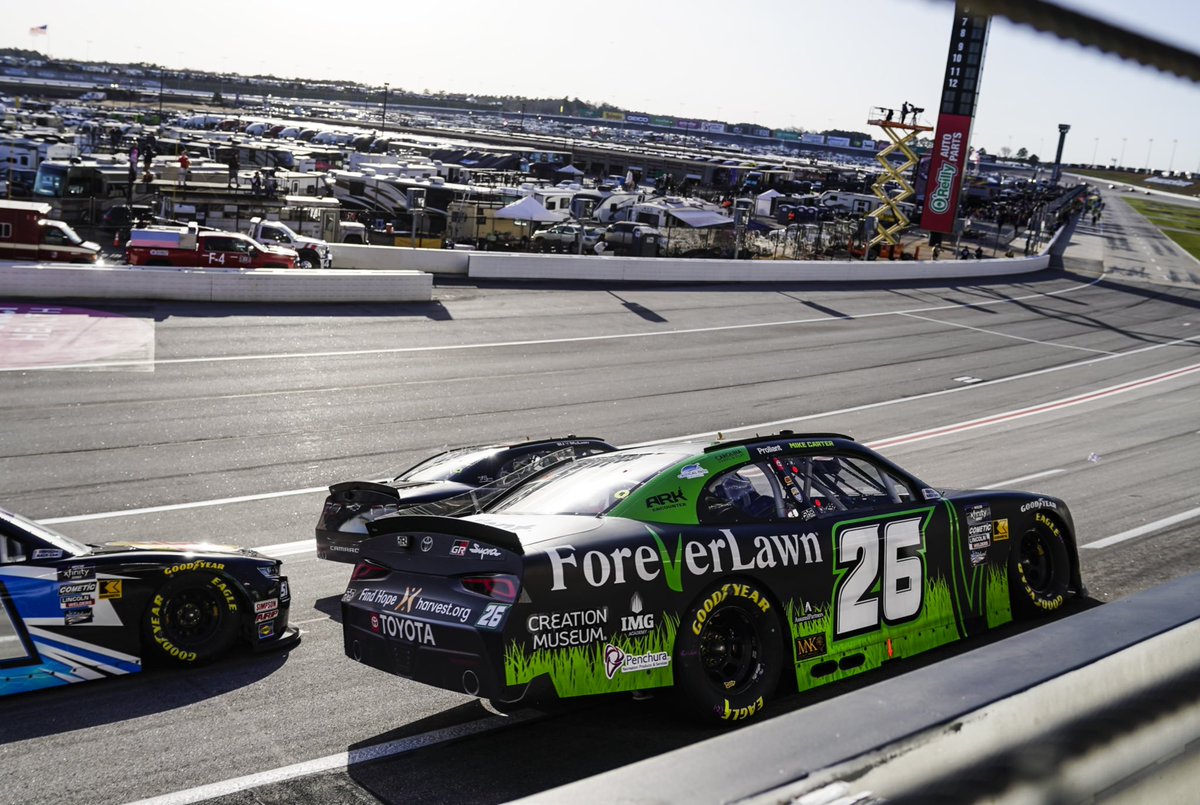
620, 592, 655, 636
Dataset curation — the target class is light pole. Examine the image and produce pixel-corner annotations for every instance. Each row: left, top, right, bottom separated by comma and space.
381, 83, 389, 134
1168, 138, 1178, 173
1091, 137, 1099, 167
1119, 137, 1127, 167
158, 66, 165, 126
1051, 124, 1070, 186
1145, 138, 1154, 171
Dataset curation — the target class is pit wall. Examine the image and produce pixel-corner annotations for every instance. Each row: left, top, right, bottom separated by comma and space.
0, 222, 1069, 303
0, 264, 433, 303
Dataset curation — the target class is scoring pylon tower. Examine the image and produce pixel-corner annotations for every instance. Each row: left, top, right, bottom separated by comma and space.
865, 109, 933, 249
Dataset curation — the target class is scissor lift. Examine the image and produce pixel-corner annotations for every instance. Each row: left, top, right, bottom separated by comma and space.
865, 108, 933, 251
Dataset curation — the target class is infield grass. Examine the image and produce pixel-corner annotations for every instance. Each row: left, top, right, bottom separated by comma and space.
1124, 198, 1200, 262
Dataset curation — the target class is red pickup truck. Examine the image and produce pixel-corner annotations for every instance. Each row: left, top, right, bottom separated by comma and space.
125, 225, 298, 268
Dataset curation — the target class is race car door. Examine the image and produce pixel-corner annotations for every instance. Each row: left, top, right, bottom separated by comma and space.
760, 451, 959, 676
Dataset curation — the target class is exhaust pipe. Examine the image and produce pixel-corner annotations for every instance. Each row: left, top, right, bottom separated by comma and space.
352, 640, 363, 661
462, 669, 480, 696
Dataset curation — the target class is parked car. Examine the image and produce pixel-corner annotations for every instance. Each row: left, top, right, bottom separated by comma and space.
603, 221, 662, 251
530, 224, 605, 252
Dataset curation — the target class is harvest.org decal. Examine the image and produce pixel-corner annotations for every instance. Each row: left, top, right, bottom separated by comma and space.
505, 615, 679, 697
545, 526, 822, 593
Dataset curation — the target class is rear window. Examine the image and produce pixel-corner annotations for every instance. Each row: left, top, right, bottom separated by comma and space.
489, 451, 683, 516
399, 446, 497, 483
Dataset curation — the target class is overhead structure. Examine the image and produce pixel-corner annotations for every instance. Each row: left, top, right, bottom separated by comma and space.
864, 111, 933, 249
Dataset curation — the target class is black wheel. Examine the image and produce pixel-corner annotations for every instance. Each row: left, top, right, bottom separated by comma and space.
1009, 514, 1071, 618
298, 251, 320, 269
143, 572, 241, 664
674, 580, 783, 723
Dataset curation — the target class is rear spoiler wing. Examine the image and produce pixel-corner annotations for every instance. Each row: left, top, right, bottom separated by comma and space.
328, 480, 399, 498
365, 514, 524, 555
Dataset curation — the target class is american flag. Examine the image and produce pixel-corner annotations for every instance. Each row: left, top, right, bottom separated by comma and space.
29, 24, 48, 35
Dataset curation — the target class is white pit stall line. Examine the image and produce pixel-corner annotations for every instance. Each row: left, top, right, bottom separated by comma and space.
1082, 506, 1200, 550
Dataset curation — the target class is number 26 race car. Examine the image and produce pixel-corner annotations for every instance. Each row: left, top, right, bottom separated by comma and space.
341, 432, 1084, 722
1, 507, 299, 697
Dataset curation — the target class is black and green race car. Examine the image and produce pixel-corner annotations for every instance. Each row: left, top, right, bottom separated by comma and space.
341, 432, 1084, 722
1, 507, 298, 697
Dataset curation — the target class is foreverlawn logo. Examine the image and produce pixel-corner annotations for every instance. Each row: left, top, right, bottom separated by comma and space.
546, 526, 822, 592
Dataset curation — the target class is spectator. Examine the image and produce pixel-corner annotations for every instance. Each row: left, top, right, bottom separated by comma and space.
177, 152, 190, 187
227, 152, 239, 188
251, 171, 262, 197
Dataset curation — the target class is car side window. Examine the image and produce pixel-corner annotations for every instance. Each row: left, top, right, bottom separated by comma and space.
700, 464, 790, 523
0, 535, 27, 564
767, 454, 915, 515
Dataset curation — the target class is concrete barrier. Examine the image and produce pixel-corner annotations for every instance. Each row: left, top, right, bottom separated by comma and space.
0, 220, 1072, 302
467, 250, 1051, 283
329, 243, 469, 274
0, 262, 433, 303
515, 571, 1200, 805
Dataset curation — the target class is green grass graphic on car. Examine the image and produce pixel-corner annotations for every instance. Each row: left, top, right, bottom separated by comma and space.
504, 615, 680, 696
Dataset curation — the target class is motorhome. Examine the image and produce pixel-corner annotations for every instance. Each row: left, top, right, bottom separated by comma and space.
32, 157, 133, 223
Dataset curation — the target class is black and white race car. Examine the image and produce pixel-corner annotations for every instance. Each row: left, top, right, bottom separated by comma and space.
0, 507, 298, 697
340, 432, 1084, 722
316, 436, 614, 563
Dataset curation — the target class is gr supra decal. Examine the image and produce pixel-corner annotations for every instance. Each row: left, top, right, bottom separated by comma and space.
340, 432, 1084, 723
0, 506, 300, 698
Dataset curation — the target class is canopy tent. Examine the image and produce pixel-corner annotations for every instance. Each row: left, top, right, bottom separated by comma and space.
493, 195, 569, 223
667, 208, 734, 228
555, 164, 585, 176
754, 188, 783, 217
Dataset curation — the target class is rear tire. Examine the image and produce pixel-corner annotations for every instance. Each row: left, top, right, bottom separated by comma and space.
673, 580, 782, 723
1009, 514, 1071, 618
143, 572, 241, 664
298, 250, 319, 269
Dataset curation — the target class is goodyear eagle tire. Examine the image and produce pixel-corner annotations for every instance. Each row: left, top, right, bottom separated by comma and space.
1009, 512, 1071, 618
673, 580, 782, 723
143, 572, 241, 664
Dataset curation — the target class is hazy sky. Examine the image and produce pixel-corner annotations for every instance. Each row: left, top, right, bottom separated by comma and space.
7, 0, 1199, 172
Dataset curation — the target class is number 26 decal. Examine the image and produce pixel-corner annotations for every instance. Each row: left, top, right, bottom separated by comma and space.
834, 517, 924, 639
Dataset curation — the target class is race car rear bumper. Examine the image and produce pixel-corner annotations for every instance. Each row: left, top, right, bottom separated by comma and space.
315, 528, 363, 564
342, 603, 509, 699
